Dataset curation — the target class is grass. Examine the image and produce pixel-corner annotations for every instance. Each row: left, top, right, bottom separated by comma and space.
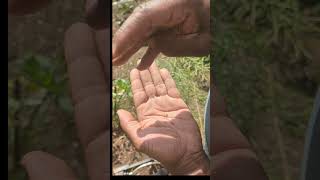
212, 0, 319, 179
158, 56, 210, 140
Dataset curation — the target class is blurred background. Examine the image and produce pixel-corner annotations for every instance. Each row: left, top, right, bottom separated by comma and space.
8, 0, 87, 179
8, 0, 319, 179
213, 0, 319, 180
112, 0, 210, 175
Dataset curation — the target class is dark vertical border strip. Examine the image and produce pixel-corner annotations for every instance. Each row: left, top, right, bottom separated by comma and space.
210, 0, 214, 178
108, 0, 113, 178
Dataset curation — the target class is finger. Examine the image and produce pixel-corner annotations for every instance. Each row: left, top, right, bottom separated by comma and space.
112, 40, 144, 66
94, 28, 109, 76
64, 23, 109, 180
137, 47, 159, 70
151, 32, 210, 57
64, 23, 98, 67
212, 149, 268, 180
85, 0, 109, 29
139, 68, 156, 98
112, 0, 193, 65
210, 85, 251, 155
117, 109, 142, 149
21, 151, 77, 180
8, 0, 51, 15
148, 62, 167, 96
85, 130, 110, 180
211, 84, 229, 117
65, 23, 108, 145
130, 69, 148, 108
159, 68, 180, 98
211, 116, 251, 155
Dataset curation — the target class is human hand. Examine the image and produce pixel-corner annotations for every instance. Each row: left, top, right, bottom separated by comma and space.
112, 0, 210, 70
210, 85, 269, 180
20, 23, 110, 180
8, 0, 108, 29
117, 62, 209, 175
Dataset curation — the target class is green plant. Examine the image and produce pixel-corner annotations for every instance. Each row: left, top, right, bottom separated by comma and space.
212, 1, 319, 179
8, 54, 74, 180
20, 54, 73, 115
112, 78, 132, 128
112, 0, 139, 27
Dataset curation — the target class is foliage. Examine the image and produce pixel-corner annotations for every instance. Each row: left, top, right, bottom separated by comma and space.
213, 0, 320, 95
212, 0, 319, 131
212, 1, 319, 179
112, 78, 133, 128
112, 0, 140, 27
8, 54, 73, 179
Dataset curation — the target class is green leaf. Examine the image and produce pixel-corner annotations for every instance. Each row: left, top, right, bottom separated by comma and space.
21, 55, 66, 95
21, 55, 54, 88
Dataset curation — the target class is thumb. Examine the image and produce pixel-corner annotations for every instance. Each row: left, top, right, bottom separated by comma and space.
117, 109, 142, 149
21, 151, 78, 180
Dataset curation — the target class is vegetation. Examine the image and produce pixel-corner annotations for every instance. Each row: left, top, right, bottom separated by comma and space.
8, 55, 76, 179
213, 0, 319, 179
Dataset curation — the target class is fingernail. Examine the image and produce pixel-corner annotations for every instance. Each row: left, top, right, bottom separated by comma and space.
116, 110, 122, 117
137, 59, 141, 65
20, 152, 33, 167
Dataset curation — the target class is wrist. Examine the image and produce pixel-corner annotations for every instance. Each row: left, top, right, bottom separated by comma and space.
188, 152, 210, 175
170, 150, 210, 175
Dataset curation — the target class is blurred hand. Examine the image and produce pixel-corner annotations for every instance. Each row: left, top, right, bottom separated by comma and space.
21, 23, 110, 180
8, 0, 109, 29
112, 0, 210, 70
117, 62, 209, 175
10, 0, 110, 179
210, 85, 269, 180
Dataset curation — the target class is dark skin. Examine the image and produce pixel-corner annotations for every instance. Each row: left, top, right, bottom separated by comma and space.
10, 0, 269, 178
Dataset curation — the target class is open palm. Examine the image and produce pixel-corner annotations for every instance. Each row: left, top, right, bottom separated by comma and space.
118, 62, 207, 175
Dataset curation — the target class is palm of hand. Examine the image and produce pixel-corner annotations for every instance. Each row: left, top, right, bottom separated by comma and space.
136, 95, 202, 167
119, 63, 203, 172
